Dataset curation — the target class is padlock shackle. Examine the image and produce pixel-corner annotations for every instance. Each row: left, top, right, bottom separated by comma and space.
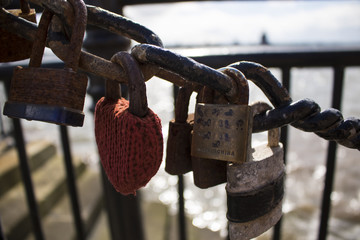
251, 101, 280, 147
105, 79, 122, 100
106, 53, 124, 100
112, 51, 148, 118
219, 67, 249, 105
198, 86, 214, 104
29, 9, 53, 68
175, 84, 193, 123
65, 0, 87, 72
20, 0, 30, 14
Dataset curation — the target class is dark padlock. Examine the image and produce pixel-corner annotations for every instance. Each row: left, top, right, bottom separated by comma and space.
95, 51, 163, 195
3, 0, 88, 127
191, 86, 228, 188
0, 0, 37, 62
226, 102, 285, 240
191, 67, 251, 188
165, 84, 194, 175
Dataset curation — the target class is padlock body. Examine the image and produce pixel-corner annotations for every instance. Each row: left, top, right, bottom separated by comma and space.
226, 144, 285, 239
0, 9, 36, 62
191, 103, 252, 163
165, 120, 193, 175
192, 156, 227, 189
4, 66, 88, 126
228, 203, 282, 240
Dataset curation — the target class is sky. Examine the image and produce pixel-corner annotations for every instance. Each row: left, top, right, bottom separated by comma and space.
124, 1, 360, 46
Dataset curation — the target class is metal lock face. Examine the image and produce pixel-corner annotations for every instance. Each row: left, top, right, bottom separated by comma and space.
0, 4, 37, 62
226, 124, 285, 240
191, 85, 229, 189
191, 103, 252, 163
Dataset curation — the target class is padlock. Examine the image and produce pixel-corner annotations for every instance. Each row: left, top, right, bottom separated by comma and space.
226, 102, 285, 240
191, 67, 251, 188
3, 0, 88, 127
95, 51, 163, 196
165, 84, 194, 175
191, 86, 228, 188
191, 68, 252, 163
0, 0, 36, 62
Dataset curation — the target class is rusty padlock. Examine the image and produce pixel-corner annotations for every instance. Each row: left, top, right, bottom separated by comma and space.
95, 51, 163, 195
191, 67, 252, 163
226, 102, 285, 240
191, 86, 227, 188
191, 67, 252, 188
3, 0, 88, 127
0, 0, 36, 62
165, 84, 194, 175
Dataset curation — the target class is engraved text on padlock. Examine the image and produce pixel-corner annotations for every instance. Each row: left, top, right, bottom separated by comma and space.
191, 103, 252, 163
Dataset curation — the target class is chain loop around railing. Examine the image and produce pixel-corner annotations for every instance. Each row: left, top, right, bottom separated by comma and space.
1, 0, 359, 150
228, 62, 360, 149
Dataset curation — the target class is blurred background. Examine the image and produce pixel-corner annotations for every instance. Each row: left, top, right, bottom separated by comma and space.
0, 1, 359, 240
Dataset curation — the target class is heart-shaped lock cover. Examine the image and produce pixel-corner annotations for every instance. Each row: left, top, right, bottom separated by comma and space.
94, 97, 163, 195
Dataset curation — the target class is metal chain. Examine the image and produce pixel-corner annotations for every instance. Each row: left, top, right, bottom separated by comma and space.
1, 0, 359, 150
131, 44, 360, 150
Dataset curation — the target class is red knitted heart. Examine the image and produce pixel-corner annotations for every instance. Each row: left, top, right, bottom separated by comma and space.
94, 97, 163, 195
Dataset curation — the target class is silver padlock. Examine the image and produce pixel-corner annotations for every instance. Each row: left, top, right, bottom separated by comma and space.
226, 102, 285, 240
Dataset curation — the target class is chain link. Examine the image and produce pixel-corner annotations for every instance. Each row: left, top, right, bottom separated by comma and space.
1, 0, 359, 150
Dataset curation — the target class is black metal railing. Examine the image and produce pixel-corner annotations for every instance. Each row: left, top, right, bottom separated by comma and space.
0, 44, 359, 240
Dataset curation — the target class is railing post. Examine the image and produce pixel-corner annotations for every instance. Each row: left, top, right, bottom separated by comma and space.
272, 66, 291, 240
0, 216, 6, 240
173, 84, 188, 240
11, 118, 45, 240
3, 80, 45, 240
318, 66, 344, 240
83, 2, 144, 240
178, 175, 187, 240
59, 125, 85, 240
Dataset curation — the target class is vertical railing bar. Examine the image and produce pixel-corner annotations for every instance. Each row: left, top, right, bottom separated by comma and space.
279, 67, 291, 163
12, 118, 45, 240
4, 78, 44, 240
272, 66, 291, 240
0, 216, 6, 240
178, 175, 187, 240
0, 106, 5, 138
173, 84, 188, 240
318, 66, 344, 240
59, 125, 85, 240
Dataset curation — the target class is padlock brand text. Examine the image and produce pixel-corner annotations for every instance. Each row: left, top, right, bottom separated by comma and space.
195, 147, 235, 157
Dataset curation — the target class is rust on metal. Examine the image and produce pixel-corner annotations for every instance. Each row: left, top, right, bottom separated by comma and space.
29, 9, 53, 67
0, 0, 359, 149
0, 8, 36, 62
111, 52, 148, 117
165, 84, 194, 175
65, 0, 87, 71
191, 67, 252, 163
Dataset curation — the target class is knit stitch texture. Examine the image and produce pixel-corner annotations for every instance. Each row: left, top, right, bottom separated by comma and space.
95, 97, 163, 195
